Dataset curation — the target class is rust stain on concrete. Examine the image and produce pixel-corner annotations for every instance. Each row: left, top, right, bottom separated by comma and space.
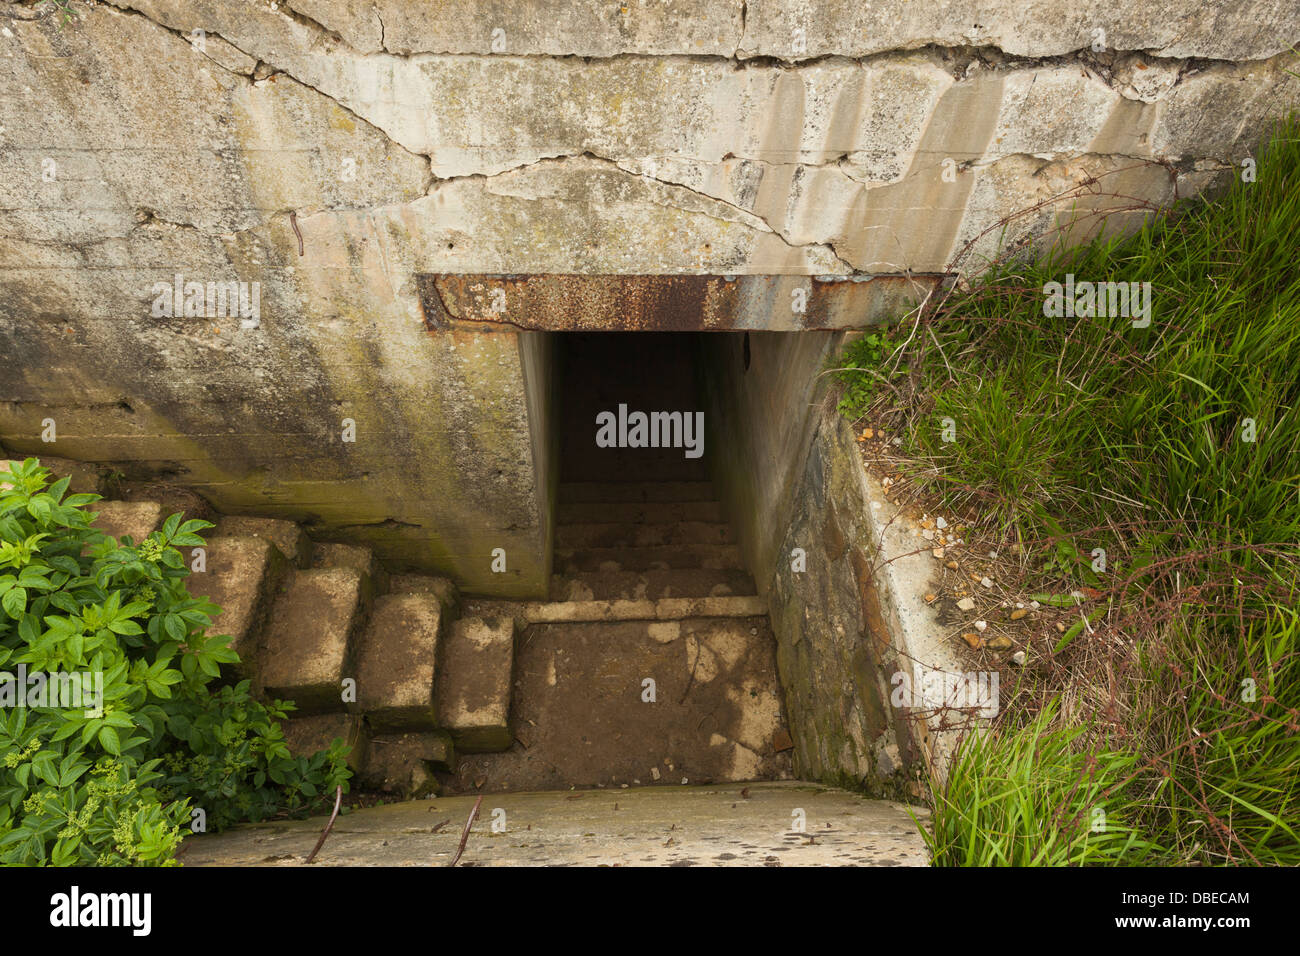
419, 274, 948, 332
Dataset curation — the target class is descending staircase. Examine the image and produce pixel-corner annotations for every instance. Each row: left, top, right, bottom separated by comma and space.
84, 470, 794, 799
87, 500, 470, 798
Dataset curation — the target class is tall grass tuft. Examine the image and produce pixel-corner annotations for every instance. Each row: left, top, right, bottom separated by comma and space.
924, 702, 1161, 866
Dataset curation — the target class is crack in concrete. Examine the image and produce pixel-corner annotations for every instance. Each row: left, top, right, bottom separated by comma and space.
28, 0, 1300, 71
98, 0, 1294, 202
279, 0, 352, 51
101, 2, 436, 194
602, 156, 858, 271
429, 150, 856, 272
30, 2, 1287, 277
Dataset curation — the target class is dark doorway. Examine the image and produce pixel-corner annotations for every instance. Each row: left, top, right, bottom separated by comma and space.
557, 332, 708, 483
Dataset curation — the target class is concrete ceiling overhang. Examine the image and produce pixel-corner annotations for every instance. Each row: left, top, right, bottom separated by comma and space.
417, 274, 950, 332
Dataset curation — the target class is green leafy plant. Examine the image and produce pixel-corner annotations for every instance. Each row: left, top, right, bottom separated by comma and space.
0, 458, 350, 865
832, 328, 903, 419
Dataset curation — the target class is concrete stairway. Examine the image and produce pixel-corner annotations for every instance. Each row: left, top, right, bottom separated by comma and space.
552, 480, 753, 590
87, 501, 479, 799
84, 472, 793, 800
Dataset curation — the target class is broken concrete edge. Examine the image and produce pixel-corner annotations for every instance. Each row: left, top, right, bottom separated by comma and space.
359, 729, 456, 797
839, 412, 985, 788
97, 0, 1300, 63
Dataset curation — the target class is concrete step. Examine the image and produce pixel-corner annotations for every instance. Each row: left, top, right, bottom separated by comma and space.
90, 500, 163, 544
190, 535, 289, 678
559, 480, 716, 503
557, 499, 724, 524
549, 568, 757, 601
388, 573, 460, 616
461, 594, 767, 624
555, 520, 735, 549
353, 592, 446, 732
215, 515, 312, 568
435, 615, 516, 753
311, 540, 388, 596
259, 567, 368, 714
554, 543, 745, 573
180, 782, 930, 866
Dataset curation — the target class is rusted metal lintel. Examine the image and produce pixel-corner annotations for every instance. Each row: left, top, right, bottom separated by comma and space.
417, 274, 948, 333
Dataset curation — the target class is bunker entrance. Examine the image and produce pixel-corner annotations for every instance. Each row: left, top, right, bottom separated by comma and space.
442, 330, 808, 795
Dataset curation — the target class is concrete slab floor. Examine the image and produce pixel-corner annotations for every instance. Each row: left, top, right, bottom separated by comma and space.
180, 782, 929, 867
442, 616, 794, 794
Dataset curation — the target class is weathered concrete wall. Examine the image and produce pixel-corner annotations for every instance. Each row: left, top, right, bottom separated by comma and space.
701, 329, 842, 591
765, 401, 920, 792
701, 330, 919, 792
2, 0, 1297, 594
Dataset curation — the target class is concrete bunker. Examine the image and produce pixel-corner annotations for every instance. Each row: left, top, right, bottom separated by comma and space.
416, 277, 930, 795
2, 272, 937, 798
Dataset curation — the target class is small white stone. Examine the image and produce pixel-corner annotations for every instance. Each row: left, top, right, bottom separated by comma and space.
935, 516, 948, 529
651, 767, 661, 780
1030, 600, 1040, 609
921, 529, 935, 540
1011, 651, 1026, 666
988, 550, 998, 559
1015, 602, 1025, 609
956, 597, 976, 611
980, 576, 993, 588
974, 620, 988, 632
681, 778, 689, 785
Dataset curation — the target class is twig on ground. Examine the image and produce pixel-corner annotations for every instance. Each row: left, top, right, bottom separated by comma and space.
449, 795, 483, 867
304, 785, 343, 865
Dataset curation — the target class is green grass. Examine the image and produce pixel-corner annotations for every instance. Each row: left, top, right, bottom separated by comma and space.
922, 702, 1160, 866
842, 118, 1300, 865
